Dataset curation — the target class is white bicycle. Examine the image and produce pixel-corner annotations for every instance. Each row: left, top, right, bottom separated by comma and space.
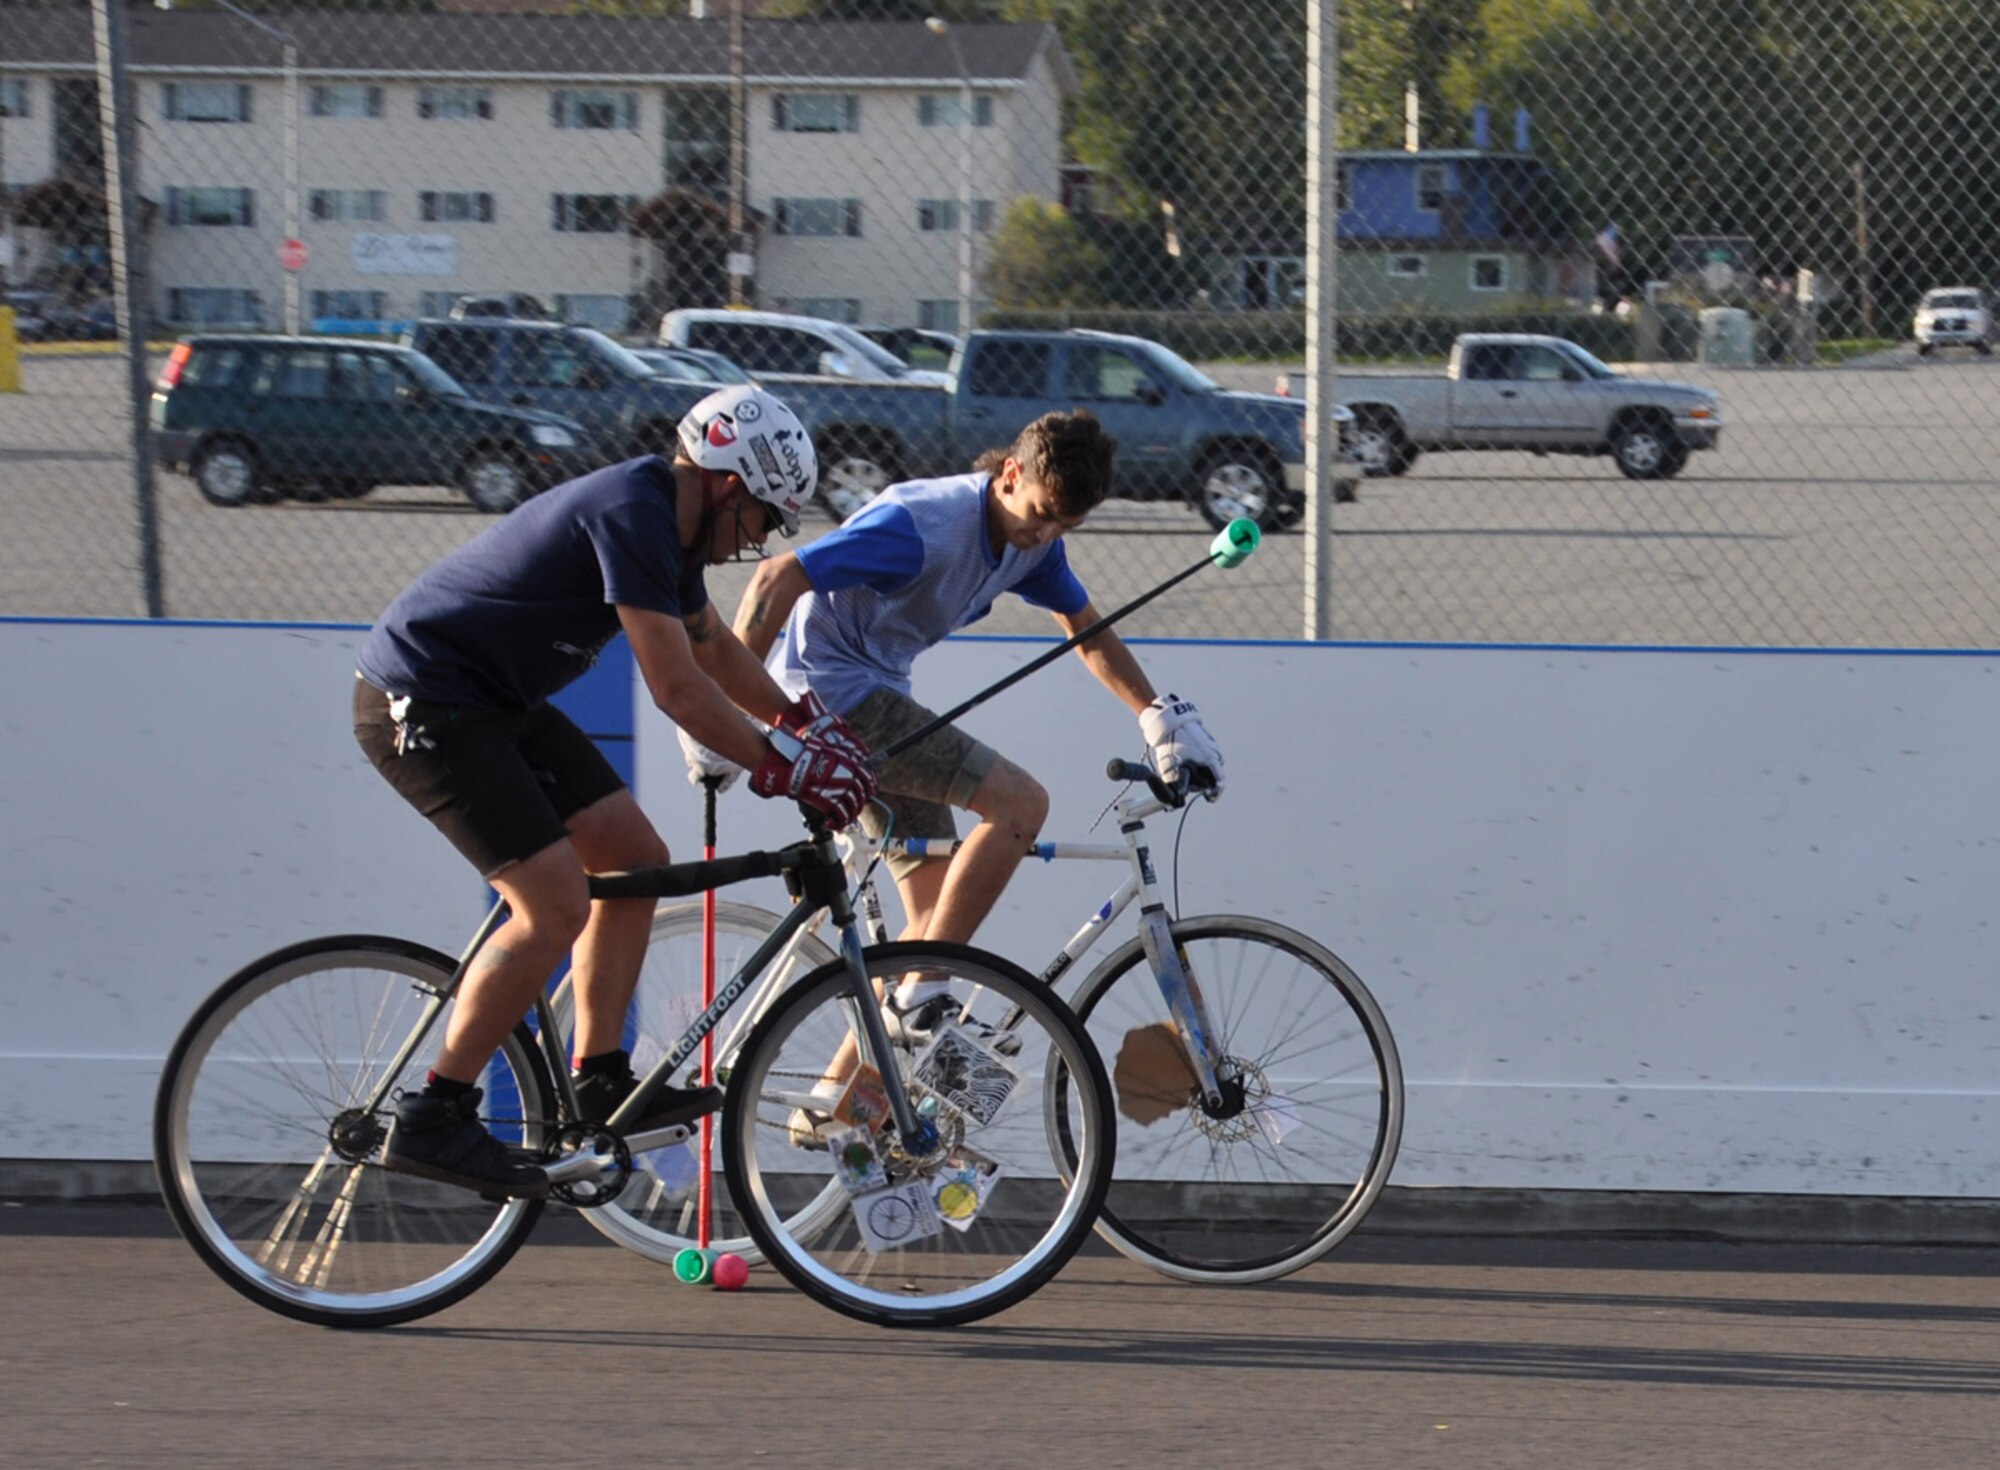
558, 756, 1404, 1285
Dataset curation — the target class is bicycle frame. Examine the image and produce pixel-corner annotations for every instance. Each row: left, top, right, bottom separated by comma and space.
354, 824, 945, 1194
844, 781, 1233, 1111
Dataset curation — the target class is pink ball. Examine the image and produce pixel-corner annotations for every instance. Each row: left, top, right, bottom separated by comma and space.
711, 1252, 750, 1291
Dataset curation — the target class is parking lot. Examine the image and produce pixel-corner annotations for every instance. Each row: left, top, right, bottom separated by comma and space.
5, 346, 2000, 646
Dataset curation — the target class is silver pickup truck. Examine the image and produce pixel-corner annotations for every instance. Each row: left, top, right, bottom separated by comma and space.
1283, 333, 1723, 480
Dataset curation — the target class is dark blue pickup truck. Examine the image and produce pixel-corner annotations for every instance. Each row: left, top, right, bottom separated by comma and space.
693, 327, 1359, 530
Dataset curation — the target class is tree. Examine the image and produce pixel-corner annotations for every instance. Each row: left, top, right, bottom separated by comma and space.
984, 197, 1104, 307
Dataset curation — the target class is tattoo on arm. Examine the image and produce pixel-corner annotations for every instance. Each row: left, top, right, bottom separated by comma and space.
741, 595, 771, 636
687, 606, 721, 645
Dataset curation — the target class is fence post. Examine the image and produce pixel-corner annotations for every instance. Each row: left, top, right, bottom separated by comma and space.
90, 0, 164, 618
1302, 0, 1338, 641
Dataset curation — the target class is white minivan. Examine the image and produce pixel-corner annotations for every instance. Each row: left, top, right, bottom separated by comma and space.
658, 309, 952, 386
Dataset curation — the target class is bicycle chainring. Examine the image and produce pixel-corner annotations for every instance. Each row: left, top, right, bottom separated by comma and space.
542, 1124, 632, 1207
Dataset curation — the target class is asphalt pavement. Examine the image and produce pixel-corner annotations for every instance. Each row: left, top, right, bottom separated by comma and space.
6, 1200, 2000, 1468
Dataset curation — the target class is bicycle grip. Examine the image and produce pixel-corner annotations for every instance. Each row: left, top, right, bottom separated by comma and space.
1106, 758, 1182, 806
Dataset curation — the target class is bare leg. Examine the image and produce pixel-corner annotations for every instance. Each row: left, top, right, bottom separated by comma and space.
432, 839, 591, 1082
562, 790, 669, 1062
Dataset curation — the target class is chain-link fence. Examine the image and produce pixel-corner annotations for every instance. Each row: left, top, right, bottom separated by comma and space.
4, 0, 2000, 645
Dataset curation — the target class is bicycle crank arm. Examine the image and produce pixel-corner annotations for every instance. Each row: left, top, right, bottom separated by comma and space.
539, 1125, 690, 1187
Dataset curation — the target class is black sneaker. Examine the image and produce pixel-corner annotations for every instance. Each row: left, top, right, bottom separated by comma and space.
883, 994, 1024, 1058
572, 1068, 722, 1137
382, 1088, 548, 1201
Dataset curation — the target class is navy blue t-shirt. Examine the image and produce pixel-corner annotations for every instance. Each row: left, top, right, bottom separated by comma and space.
357, 456, 705, 709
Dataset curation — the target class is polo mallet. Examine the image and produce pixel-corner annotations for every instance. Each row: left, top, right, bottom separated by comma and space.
696, 774, 721, 1251
877, 516, 1263, 762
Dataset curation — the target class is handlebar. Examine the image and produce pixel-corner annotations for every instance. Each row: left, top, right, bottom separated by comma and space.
1106, 757, 1191, 808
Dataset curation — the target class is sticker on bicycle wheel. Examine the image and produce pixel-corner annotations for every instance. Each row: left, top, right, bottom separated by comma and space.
1255, 1092, 1302, 1148
825, 1125, 888, 1195
911, 1027, 1022, 1127
833, 1065, 891, 1133
851, 1180, 943, 1252
933, 1158, 1002, 1232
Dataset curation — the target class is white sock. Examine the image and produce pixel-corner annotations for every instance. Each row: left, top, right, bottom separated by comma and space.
892, 978, 950, 1009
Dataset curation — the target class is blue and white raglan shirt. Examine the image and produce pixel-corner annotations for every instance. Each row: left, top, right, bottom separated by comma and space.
358, 456, 705, 709
770, 472, 1089, 713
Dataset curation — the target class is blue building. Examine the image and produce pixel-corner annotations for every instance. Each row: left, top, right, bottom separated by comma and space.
1227, 110, 1590, 312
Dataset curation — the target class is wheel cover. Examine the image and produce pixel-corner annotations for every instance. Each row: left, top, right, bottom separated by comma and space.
820, 456, 893, 519
1352, 427, 1394, 473
1202, 463, 1270, 522
468, 459, 521, 508
200, 450, 254, 503
1620, 429, 1665, 472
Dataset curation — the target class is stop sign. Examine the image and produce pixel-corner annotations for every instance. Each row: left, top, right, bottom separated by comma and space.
278, 237, 308, 272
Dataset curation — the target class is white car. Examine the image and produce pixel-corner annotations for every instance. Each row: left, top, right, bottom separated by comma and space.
659, 308, 952, 386
1913, 288, 1993, 356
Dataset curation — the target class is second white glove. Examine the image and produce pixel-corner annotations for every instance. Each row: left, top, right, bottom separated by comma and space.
677, 723, 746, 793
1138, 692, 1225, 799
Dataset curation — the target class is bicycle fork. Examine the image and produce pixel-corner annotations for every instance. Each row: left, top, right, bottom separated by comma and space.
1123, 820, 1231, 1113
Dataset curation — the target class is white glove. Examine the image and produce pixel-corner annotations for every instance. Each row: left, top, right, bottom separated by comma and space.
677, 724, 745, 793
1139, 692, 1225, 799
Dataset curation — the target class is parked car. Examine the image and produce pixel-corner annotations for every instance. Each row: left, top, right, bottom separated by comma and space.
659, 308, 953, 387
856, 324, 959, 373
150, 335, 594, 512
403, 318, 711, 460
768, 326, 1359, 529
629, 344, 756, 387
1286, 333, 1723, 480
4, 289, 58, 341
1913, 287, 1993, 356
448, 292, 554, 321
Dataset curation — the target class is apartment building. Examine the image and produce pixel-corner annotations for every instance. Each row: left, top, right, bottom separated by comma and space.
0, 9, 1074, 332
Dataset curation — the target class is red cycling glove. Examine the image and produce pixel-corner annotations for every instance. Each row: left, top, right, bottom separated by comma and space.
776, 690, 871, 770
750, 732, 878, 829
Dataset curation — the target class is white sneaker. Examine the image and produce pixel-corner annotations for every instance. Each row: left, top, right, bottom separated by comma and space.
883, 994, 1023, 1058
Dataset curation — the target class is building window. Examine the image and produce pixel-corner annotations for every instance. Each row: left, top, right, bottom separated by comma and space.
917, 94, 992, 128
551, 193, 633, 233
784, 297, 862, 324
772, 94, 859, 133
163, 83, 252, 123
771, 197, 861, 238
1415, 164, 1447, 213
556, 294, 630, 332
665, 88, 728, 195
310, 290, 387, 321
309, 189, 387, 224
418, 86, 492, 121
917, 300, 960, 333
917, 199, 995, 233
165, 287, 263, 325
0, 80, 29, 119
1387, 255, 1426, 278
165, 187, 255, 227
553, 89, 638, 131
1469, 255, 1507, 292
309, 84, 383, 119
419, 190, 496, 223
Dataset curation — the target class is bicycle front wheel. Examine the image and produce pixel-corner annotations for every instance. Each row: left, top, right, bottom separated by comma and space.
154, 936, 554, 1328
548, 899, 836, 1266
1067, 916, 1403, 1283
723, 942, 1114, 1328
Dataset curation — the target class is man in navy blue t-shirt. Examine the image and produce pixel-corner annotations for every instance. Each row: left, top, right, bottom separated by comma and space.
354, 386, 875, 1199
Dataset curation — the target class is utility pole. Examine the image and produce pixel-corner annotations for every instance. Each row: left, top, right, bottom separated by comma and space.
1853, 159, 1874, 339
727, 0, 748, 307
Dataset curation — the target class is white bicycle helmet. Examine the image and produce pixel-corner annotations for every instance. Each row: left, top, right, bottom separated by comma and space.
675, 384, 816, 537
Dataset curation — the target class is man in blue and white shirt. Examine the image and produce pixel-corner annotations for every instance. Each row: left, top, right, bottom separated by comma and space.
688, 409, 1223, 1036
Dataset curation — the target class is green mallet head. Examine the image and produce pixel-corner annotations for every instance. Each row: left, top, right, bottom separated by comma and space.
1209, 517, 1262, 568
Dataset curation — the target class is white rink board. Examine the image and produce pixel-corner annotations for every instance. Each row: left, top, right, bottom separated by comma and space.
6, 618, 2000, 1197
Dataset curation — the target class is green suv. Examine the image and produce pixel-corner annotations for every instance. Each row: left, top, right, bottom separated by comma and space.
151, 336, 596, 512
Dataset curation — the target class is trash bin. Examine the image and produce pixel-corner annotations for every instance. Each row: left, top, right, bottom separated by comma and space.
1697, 307, 1755, 365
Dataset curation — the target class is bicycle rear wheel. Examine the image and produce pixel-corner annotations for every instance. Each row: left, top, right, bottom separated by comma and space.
723, 942, 1114, 1328
154, 936, 553, 1328
547, 899, 837, 1265
1064, 915, 1402, 1283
